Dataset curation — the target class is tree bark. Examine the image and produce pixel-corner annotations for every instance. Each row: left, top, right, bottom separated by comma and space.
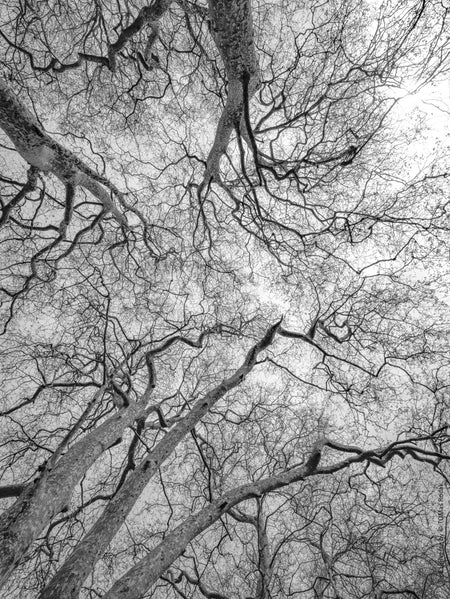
205, 0, 260, 179
39, 323, 281, 599
0, 400, 144, 587
107, 1, 172, 72
100, 434, 444, 599
0, 80, 126, 225
101, 443, 323, 599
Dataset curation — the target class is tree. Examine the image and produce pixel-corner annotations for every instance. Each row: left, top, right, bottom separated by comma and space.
0, 0, 450, 597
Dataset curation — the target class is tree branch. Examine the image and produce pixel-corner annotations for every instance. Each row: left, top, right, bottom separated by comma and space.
0, 80, 127, 225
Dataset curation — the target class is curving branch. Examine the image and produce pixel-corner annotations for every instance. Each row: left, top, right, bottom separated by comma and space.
145, 323, 225, 357
0, 1, 172, 74
108, 1, 172, 72
164, 569, 231, 599
38, 321, 282, 599
0, 80, 127, 225
101, 432, 450, 599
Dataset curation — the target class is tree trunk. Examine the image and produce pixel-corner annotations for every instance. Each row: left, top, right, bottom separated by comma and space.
0, 401, 143, 587
39, 323, 281, 599
102, 447, 323, 599
205, 0, 260, 179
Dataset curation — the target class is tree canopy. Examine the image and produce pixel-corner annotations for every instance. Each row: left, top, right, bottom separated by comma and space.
0, 0, 450, 598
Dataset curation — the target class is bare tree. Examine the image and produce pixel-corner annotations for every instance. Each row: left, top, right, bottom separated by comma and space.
1, 0, 450, 598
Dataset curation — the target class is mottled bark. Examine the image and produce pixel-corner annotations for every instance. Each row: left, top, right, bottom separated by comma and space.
205, 0, 260, 179
255, 504, 273, 599
0, 80, 126, 224
40, 322, 281, 599
101, 433, 445, 599
101, 444, 323, 599
0, 401, 144, 587
108, 1, 172, 71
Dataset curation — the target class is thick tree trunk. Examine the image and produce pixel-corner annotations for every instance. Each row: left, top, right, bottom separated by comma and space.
101, 446, 323, 599
0, 401, 144, 587
39, 323, 281, 599
100, 433, 435, 599
205, 0, 260, 179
